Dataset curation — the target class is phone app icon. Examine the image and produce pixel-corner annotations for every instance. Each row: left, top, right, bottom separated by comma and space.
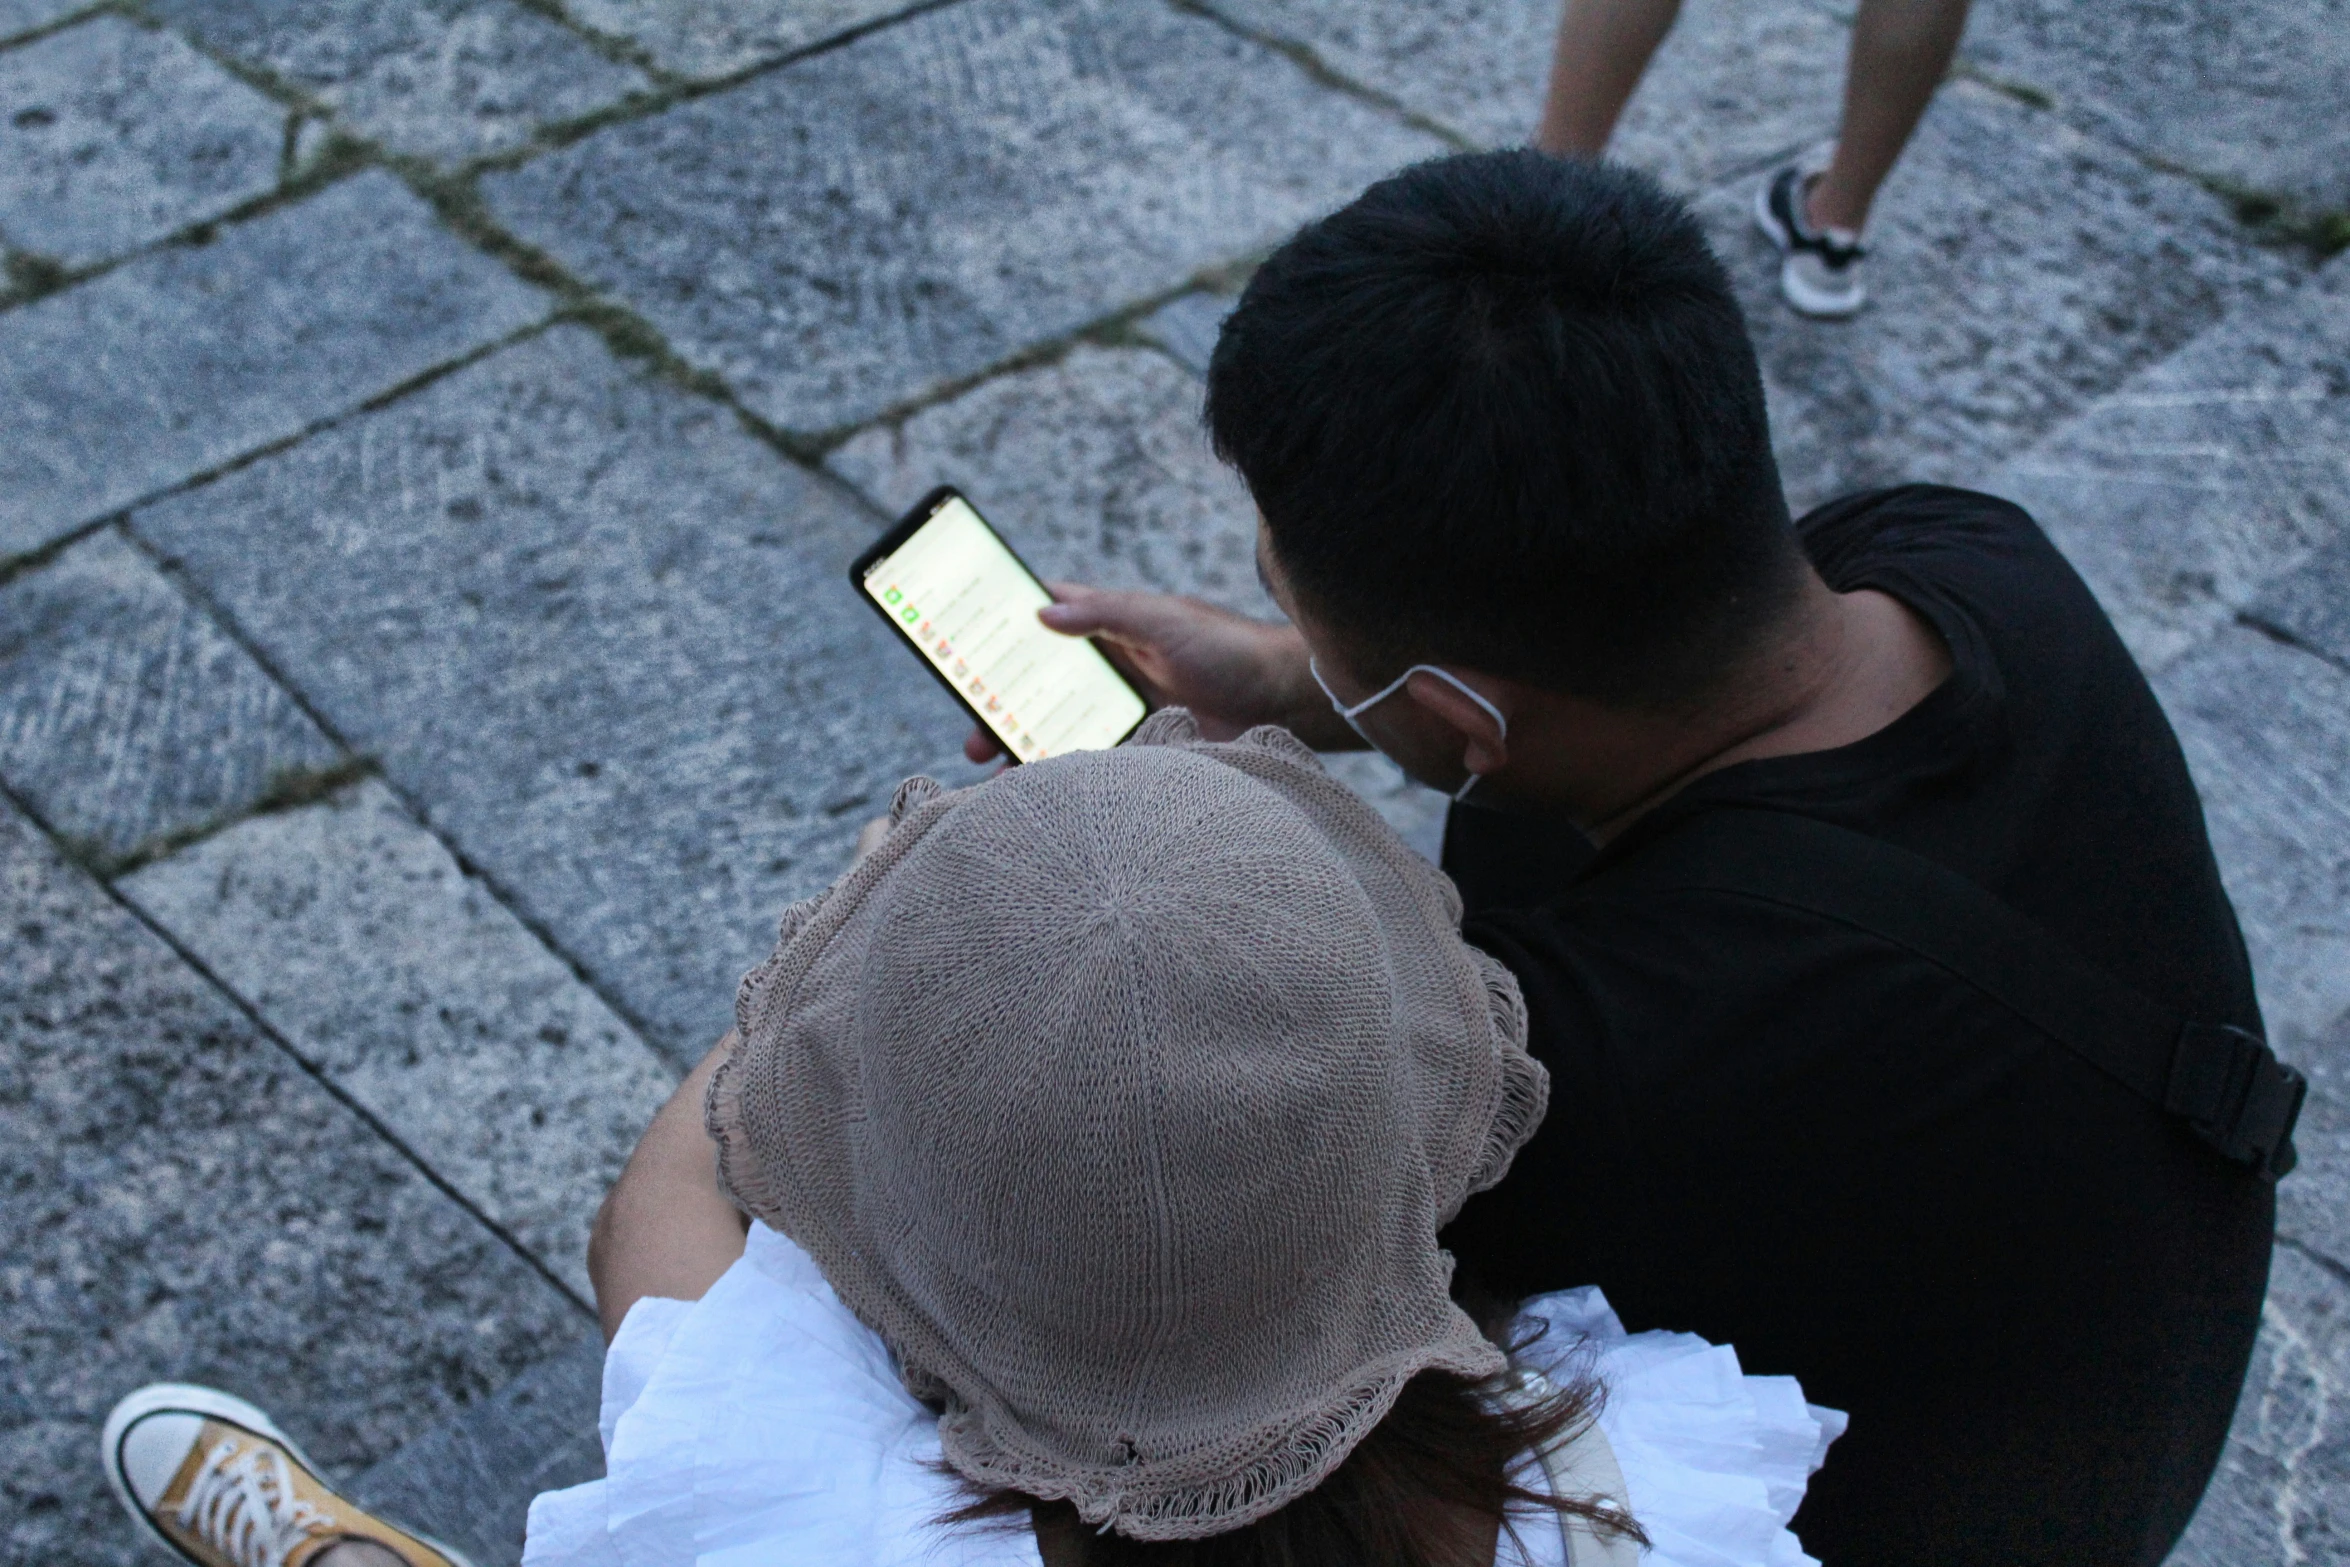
952, 659, 969, 677
900, 605, 919, 624
883, 587, 902, 605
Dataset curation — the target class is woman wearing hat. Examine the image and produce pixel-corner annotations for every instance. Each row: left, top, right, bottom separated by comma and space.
101, 717, 1839, 1567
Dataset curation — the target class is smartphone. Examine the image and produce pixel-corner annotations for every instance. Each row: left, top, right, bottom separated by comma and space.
850, 486, 1147, 763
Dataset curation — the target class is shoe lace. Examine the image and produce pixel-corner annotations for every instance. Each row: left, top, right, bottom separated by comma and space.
174, 1435, 339, 1567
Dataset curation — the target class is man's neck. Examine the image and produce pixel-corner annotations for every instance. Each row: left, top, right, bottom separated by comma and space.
1510, 568, 1952, 841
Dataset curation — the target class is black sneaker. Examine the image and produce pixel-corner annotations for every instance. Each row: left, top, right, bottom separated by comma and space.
1753, 161, 1867, 318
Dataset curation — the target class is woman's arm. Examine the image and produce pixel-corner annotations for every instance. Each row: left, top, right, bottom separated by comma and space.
586, 1033, 750, 1342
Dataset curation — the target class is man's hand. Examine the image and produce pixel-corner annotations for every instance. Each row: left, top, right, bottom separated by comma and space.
963, 583, 1353, 762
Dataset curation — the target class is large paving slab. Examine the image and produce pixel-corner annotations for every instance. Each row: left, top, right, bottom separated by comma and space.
830, 343, 1272, 616
132, 325, 974, 1064
2169, 1242, 2350, 1567
352, 1336, 604, 1567
0, 793, 587, 1567
2157, 627, 2350, 1070
1206, 0, 1848, 191
829, 340, 1450, 859
0, 529, 343, 870
563, 0, 919, 82
1705, 79, 2301, 514
0, 15, 287, 270
1963, 0, 2350, 212
119, 778, 677, 1298
1995, 258, 2350, 675
145, 0, 648, 165
481, 0, 1443, 436
0, 169, 551, 564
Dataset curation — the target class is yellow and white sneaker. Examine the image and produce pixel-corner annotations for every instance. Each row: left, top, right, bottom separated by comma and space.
102, 1384, 474, 1567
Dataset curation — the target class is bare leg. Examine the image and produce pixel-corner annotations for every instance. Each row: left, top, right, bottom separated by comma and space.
1809, 0, 1972, 232
1534, 0, 1684, 157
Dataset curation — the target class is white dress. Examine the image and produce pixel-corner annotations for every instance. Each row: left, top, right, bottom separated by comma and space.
524, 1225, 1844, 1567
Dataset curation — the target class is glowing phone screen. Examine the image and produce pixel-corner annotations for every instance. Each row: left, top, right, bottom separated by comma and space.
861, 496, 1145, 763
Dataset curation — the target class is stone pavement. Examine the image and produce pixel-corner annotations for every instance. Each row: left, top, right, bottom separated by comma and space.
1, 1, 2343, 1562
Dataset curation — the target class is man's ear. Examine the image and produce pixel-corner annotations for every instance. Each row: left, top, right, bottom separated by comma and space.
1402, 669, 1512, 778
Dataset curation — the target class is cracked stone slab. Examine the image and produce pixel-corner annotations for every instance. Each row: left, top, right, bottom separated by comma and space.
145, 0, 648, 165
1701, 80, 2301, 515
119, 778, 677, 1297
0, 169, 550, 563
351, 1336, 604, 1567
0, 530, 343, 869
1207, 0, 1849, 191
0, 15, 287, 269
829, 342, 1449, 859
481, 0, 1442, 435
0, 793, 585, 1567
1994, 259, 2350, 675
2248, 531, 2350, 679
2156, 627, 2350, 1066
2167, 1242, 2350, 1567
133, 325, 977, 1064
564, 0, 920, 81
1964, 0, 2350, 212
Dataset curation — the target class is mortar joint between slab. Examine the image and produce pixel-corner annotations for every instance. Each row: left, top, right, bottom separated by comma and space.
1168, 0, 1477, 155
0, 769, 601, 1322
2237, 609, 2350, 680
502, 0, 682, 89
96, 756, 378, 881
0, 511, 117, 585
449, 0, 979, 184
2277, 1235, 2350, 1294
0, 118, 380, 318
0, 0, 107, 53
1940, 60, 2347, 265
797, 260, 1263, 458
115, 521, 686, 1062
116, 0, 333, 119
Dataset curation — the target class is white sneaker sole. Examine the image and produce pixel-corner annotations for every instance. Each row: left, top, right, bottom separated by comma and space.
1753, 169, 1866, 318
1777, 258, 1866, 319
101, 1383, 478, 1567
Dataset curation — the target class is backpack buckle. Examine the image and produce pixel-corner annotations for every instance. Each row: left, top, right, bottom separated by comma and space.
2167, 1022, 2306, 1181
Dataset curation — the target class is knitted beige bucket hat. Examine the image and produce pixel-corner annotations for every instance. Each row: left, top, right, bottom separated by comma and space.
708, 710, 1548, 1541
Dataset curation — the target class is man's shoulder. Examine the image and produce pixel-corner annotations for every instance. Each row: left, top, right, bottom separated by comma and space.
1794, 483, 2061, 583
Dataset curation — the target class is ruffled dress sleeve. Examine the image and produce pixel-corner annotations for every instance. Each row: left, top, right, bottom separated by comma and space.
525, 1230, 1837, 1567
1502, 1287, 1846, 1567
523, 1223, 1041, 1567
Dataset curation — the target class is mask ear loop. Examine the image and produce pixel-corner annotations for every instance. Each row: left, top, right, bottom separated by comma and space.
1309, 659, 1507, 801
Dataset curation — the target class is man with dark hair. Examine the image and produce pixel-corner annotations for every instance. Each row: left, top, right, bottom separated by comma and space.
966, 150, 2288, 1565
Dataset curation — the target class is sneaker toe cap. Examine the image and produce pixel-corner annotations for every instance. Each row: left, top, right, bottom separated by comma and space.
117, 1412, 205, 1510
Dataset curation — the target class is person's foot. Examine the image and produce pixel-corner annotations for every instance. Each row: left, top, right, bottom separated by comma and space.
1753, 161, 1868, 319
102, 1384, 473, 1567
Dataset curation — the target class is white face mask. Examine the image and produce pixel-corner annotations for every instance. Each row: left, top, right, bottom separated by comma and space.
1310, 658, 1507, 803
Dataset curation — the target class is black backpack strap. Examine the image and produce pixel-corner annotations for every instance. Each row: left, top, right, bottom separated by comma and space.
1578, 807, 2305, 1181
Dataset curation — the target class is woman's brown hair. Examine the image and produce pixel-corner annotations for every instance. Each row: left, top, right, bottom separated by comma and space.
945, 1357, 1645, 1567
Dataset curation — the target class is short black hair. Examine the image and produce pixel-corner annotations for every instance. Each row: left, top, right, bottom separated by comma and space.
1206, 150, 1803, 709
